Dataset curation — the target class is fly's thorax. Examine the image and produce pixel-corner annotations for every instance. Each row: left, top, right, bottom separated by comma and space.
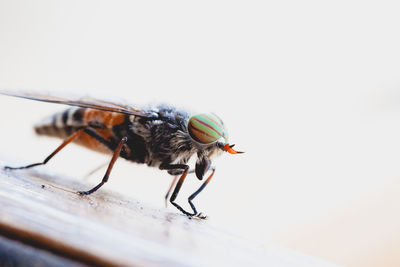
129, 106, 195, 166
164, 130, 197, 164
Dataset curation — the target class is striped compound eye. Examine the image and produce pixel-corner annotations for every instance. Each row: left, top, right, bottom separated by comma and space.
188, 113, 226, 144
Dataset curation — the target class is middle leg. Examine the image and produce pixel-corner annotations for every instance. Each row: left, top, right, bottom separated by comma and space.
160, 164, 197, 217
164, 169, 195, 207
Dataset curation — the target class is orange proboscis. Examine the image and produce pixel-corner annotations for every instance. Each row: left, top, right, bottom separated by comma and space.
223, 144, 243, 154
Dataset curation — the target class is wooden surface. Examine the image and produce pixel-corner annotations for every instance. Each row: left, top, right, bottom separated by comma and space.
0, 158, 337, 267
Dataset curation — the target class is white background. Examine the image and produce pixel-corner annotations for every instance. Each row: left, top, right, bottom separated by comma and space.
1, 1, 400, 266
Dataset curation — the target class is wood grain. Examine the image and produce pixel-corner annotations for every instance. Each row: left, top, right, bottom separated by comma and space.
0, 159, 337, 267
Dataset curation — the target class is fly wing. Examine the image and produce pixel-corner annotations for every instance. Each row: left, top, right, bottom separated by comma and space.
0, 90, 155, 118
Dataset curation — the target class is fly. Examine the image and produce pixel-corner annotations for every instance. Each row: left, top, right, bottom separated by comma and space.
1, 90, 243, 219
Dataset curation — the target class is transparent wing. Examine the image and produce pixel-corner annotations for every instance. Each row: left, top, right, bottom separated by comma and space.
0, 90, 154, 118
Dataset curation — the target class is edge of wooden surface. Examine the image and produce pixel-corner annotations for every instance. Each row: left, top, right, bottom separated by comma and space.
0, 221, 118, 267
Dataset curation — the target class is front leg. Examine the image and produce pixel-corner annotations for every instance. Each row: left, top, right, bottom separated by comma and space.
160, 163, 196, 217
187, 167, 216, 219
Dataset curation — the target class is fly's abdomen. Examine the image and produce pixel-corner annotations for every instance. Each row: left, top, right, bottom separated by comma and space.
35, 107, 87, 138
34, 107, 128, 154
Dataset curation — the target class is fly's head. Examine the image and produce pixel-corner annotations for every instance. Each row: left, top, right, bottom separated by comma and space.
188, 113, 243, 180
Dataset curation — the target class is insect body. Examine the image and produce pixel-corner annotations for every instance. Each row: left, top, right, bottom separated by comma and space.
1, 91, 243, 218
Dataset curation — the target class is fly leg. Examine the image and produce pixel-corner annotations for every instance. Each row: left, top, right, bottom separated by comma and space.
188, 167, 216, 219
83, 161, 108, 180
4, 128, 85, 170
164, 169, 195, 207
4, 127, 126, 195
165, 175, 178, 207
78, 136, 128, 195
160, 164, 198, 217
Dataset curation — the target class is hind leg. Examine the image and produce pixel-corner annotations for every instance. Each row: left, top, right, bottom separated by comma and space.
4, 128, 85, 170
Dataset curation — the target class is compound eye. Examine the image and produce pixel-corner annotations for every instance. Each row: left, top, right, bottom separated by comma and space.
188, 114, 225, 144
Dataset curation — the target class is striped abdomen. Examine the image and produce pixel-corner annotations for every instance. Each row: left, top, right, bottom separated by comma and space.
35, 107, 129, 154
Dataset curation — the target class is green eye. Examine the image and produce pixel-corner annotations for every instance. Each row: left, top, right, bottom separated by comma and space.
188, 113, 226, 144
